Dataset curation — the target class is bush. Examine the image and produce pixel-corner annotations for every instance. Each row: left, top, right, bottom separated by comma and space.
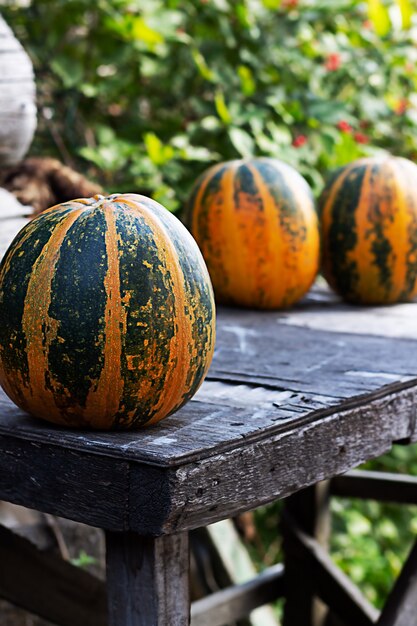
2, 0, 417, 212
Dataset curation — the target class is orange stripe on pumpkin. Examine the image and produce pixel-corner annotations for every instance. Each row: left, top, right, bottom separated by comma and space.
83, 201, 126, 427
20, 208, 85, 423
246, 162, 285, 307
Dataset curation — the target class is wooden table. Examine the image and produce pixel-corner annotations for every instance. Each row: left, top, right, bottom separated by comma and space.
1, 197, 417, 626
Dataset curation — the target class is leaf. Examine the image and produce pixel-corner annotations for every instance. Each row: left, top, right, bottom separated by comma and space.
192, 48, 216, 82
397, 0, 412, 29
215, 91, 232, 125
238, 65, 256, 96
228, 127, 254, 158
144, 133, 175, 165
51, 57, 83, 88
262, 0, 281, 8
308, 100, 349, 124
131, 17, 163, 47
367, 0, 391, 36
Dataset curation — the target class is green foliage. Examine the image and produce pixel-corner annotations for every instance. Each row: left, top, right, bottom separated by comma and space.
70, 549, 97, 568
3, 0, 417, 212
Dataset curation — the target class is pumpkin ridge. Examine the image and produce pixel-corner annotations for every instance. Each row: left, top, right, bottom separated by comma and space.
112, 198, 197, 425
129, 196, 216, 410
321, 162, 367, 299
82, 202, 126, 427
20, 207, 85, 422
252, 159, 318, 308
389, 158, 417, 300
0, 208, 75, 409
247, 161, 285, 307
186, 162, 226, 231
193, 163, 233, 302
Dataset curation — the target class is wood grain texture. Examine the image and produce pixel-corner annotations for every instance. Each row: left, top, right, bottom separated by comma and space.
331, 470, 417, 505
283, 483, 331, 626
0, 434, 130, 531
142, 384, 417, 534
106, 531, 189, 626
190, 562, 284, 626
0, 523, 107, 626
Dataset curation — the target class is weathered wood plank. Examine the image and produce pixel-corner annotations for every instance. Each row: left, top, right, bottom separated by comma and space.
0, 434, 130, 531
331, 470, 417, 505
1, 374, 416, 469
0, 524, 107, 626
190, 563, 284, 626
106, 531, 189, 626
377, 540, 417, 626
283, 483, 331, 626
212, 309, 417, 398
139, 384, 417, 534
284, 514, 379, 626
0, 381, 416, 534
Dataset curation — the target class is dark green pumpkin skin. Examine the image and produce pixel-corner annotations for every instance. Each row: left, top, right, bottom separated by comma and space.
319, 156, 417, 304
0, 194, 215, 430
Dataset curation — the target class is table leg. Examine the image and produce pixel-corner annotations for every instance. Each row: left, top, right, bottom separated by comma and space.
282, 481, 331, 626
106, 530, 190, 626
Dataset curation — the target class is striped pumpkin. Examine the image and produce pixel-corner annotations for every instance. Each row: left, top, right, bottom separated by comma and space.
0, 194, 215, 430
319, 156, 417, 304
187, 158, 319, 309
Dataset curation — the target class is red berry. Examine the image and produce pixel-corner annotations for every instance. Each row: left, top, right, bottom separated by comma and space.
354, 132, 369, 144
337, 120, 352, 133
292, 134, 307, 148
325, 53, 341, 72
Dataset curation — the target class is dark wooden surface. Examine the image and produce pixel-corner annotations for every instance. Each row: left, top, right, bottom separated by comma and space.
106, 531, 189, 626
283, 482, 331, 626
0, 523, 107, 626
331, 469, 417, 505
1, 280, 417, 534
2, 209, 417, 535
190, 562, 284, 626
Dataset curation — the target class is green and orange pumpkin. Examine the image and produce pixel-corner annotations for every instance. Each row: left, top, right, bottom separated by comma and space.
319, 156, 417, 304
0, 194, 215, 430
187, 157, 320, 309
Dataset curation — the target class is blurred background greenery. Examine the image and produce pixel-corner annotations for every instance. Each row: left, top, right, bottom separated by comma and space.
2, 0, 417, 616
3, 0, 417, 211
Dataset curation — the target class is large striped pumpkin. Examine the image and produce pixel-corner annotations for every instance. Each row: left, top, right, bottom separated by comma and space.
320, 156, 417, 304
0, 194, 215, 430
187, 158, 320, 309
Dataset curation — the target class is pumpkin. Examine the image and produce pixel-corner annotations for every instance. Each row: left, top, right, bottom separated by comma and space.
187, 157, 320, 309
0, 194, 215, 430
319, 156, 417, 305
